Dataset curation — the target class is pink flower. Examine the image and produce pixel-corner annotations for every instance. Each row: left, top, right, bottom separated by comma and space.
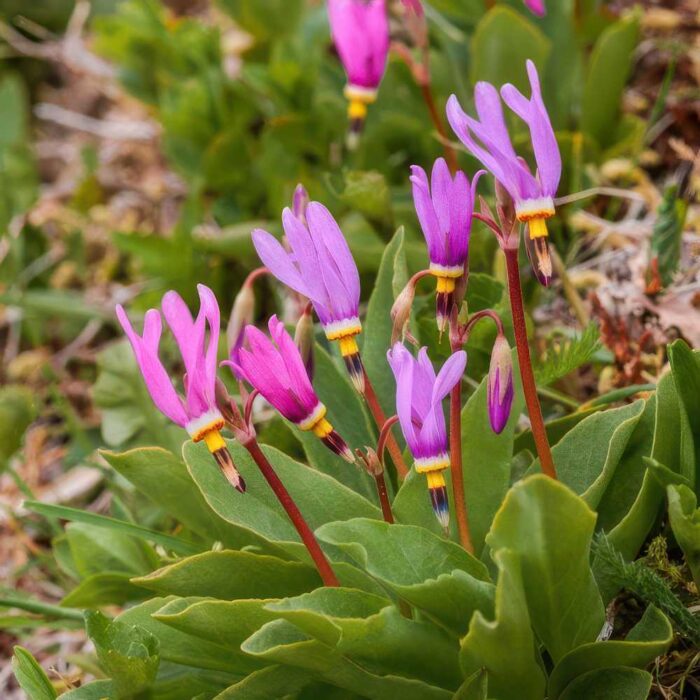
328, 0, 389, 91
487, 335, 514, 434
117, 285, 245, 491
252, 201, 366, 393
410, 158, 484, 330
446, 60, 560, 284
523, 0, 545, 17
387, 343, 466, 530
226, 316, 354, 463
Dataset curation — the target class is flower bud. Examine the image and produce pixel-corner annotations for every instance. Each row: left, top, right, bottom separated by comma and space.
390, 281, 416, 345
227, 284, 255, 368
358, 446, 383, 476
292, 183, 309, 223
294, 306, 315, 380
487, 334, 514, 434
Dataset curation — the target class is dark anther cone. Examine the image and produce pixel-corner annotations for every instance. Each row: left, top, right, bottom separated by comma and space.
429, 484, 450, 534
436, 291, 454, 334
212, 447, 246, 493
322, 430, 356, 464
344, 352, 366, 394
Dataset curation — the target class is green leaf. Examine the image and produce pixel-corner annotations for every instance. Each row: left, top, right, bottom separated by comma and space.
533, 324, 601, 386
183, 439, 380, 555
470, 7, 550, 89
341, 171, 393, 232
459, 550, 546, 700
0, 386, 36, 469
316, 518, 493, 634
242, 619, 452, 699
216, 0, 303, 42
649, 184, 686, 287
487, 475, 605, 663
24, 501, 202, 556
62, 573, 151, 608
85, 610, 160, 698
12, 646, 57, 700
266, 588, 461, 689
58, 680, 115, 699
291, 344, 376, 498
215, 665, 311, 699
667, 484, 700, 589
362, 228, 410, 419
559, 667, 652, 700
548, 605, 672, 700
581, 12, 640, 147
134, 550, 320, 599
103, 447, 279, 551
453, 669, 488, 700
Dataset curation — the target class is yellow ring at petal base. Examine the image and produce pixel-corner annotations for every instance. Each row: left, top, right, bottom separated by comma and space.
527, 217, 549, 240
311, 417, 334, 439
338, 335, 360, 358
426, 470, 447, 490
203, 429, 226, 453
435, 276, 457, 294
348, 99, 368, 120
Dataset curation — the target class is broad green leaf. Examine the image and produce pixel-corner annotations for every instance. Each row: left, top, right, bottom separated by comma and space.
487, 475, 605, 663
11, 646, 57, 700
317, 518, 493, 634
59, 680, 114, 699
341, 171, 393, 231
539, 400, 644, 508
0, 387, 36, 469
292, 344, 376, 498
362, 228, 410, 419
103, 447, 266, 551
514, 408, 599, 456
548, 605, 672, 700
116, 597, 248, 674
459, 550, 546, 700
183, 439, 380, 557
134, 550, 320, 599
470, 7, 550, 89
581, 13, 640, 147
242, 619, 452, 699
668, 340, 700, 488
215, 665, 311, 699
62, 572, 151, 608
667, 485, 700, 588
85, 610, 160, 698
559, 667, 652, 700
266, 588, 460, 689
453, 669, 488, 700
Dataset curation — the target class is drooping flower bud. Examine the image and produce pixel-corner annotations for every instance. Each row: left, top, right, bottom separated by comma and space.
294, 304, 315, 379
227, 283, 255, 370
390, 280, 417, 346
523, 0, 545, 17
292, 183, 309, 224
487, 334, 514, 434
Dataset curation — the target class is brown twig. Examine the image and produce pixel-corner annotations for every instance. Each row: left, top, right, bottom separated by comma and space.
504, 248, 557, 479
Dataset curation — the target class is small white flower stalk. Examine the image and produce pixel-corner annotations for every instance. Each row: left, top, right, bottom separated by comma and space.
294, 303, 315, 379
487, 334, 514, 434
227, 282, 256, 364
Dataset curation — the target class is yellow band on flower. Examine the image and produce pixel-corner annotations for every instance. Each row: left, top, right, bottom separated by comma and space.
435, 276, 457, 294
528, 217, 549, 240
348, 99, 368, 120
312, 417, 334, 439
338, 334, 360, 357
203, 429, 226, 453
426, 470, 447, 489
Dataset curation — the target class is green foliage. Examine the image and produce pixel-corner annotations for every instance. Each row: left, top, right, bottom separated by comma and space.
667, 484, 700, 589
649, 184, 687, 287
11, 647, 57, 700
533, 324, 601, 386
0, 386, 36, 470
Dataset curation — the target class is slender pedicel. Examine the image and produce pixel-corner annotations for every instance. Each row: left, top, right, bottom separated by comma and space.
116, 285, 246, 493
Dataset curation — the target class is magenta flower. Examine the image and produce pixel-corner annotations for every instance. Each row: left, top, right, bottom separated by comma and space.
523, 0, 545, 16
387, 343, 466, 531
410, 157, 483, 331
292, 183, 309, 223
487, 335, 514, 434
226, 315, 354, 463
446, 60, 560, 283
116, 285, 245, 492
328, 0, 389, 141
252, 201, 365, 393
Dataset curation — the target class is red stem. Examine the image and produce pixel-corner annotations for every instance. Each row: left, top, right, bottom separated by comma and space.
243, 439, 340, 586
504, 248, 557, 479
364, 372, 409, 479
374, 472, 395, 524
419, 83, 459, 175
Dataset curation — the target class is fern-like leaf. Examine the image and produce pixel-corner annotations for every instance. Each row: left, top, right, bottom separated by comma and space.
534, 324, 602, 386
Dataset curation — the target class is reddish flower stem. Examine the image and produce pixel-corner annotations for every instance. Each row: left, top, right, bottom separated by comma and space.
419, 83, 459, 175
363, 371, 409, 479
374, 471, 395, 524
243, 439, 340, 586
504, 248, 557, 479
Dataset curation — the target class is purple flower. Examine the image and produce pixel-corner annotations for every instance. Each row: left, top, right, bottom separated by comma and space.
292, 183, 309, 224
226, 316, 354, 463
446, 60, 560, 283
487, 335, 514, 434
410, 158, 483, 331
523, 0, 545, 16
328, 0, 389, 92
387, 343, 466, 531
116, 285, 245, 492
252, 201, 365, 393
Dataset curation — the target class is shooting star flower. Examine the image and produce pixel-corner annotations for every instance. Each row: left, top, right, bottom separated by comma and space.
410, 158, 483, 332
116, 285, 245, 492
387, 343, 466, 532
487, 334, 514, 434
446, 59, 561, 284
328, 0, 389, 146
252, 201, 365, 393
226, 315, 354, 463
523, 0, 545, 16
